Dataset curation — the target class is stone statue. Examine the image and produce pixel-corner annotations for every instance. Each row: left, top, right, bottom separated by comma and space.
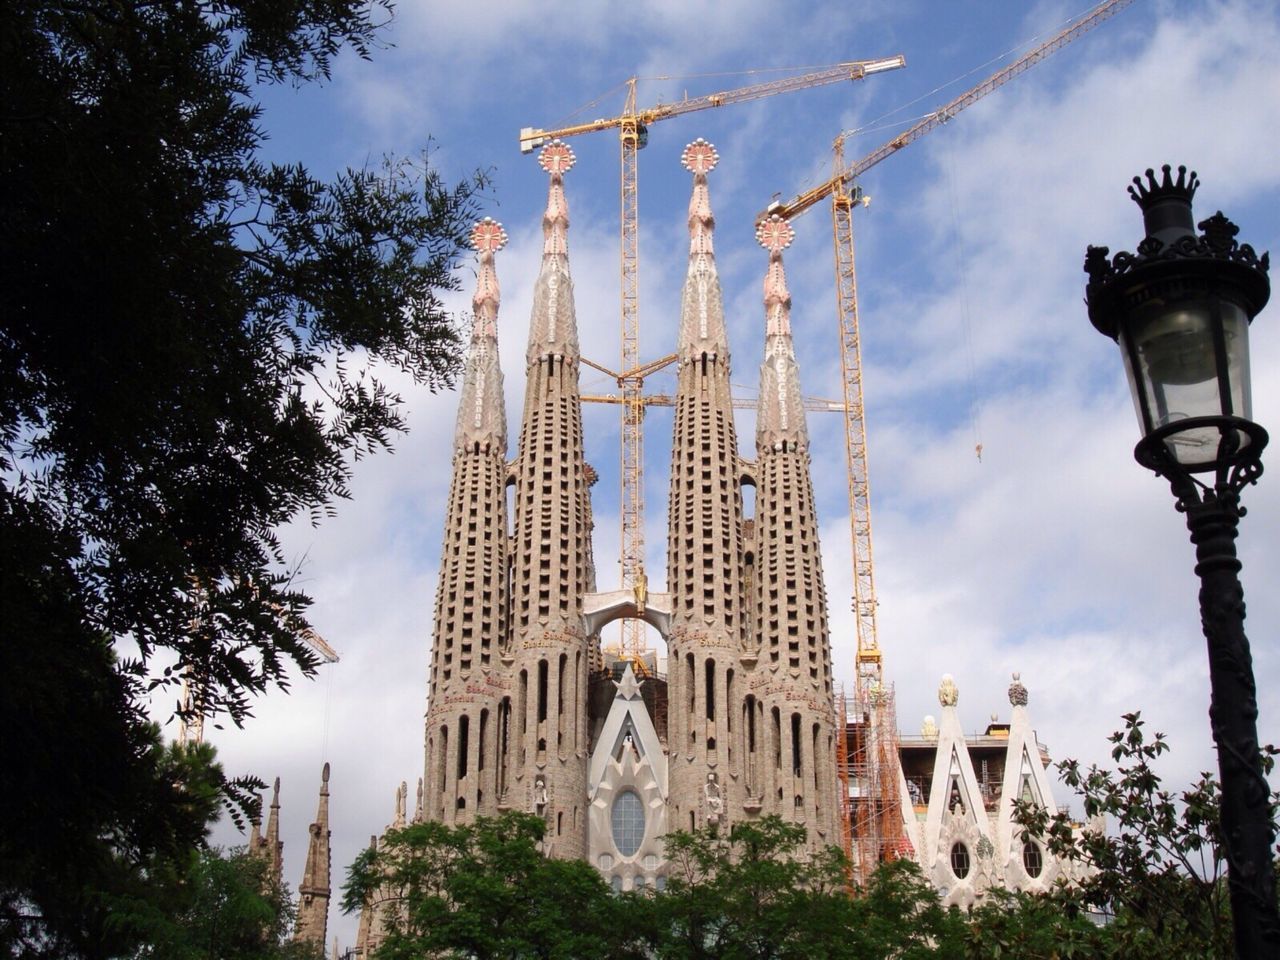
704, 772, 723, 824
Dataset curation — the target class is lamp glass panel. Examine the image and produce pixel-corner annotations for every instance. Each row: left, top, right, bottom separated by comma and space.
1122, 298, 1253, 467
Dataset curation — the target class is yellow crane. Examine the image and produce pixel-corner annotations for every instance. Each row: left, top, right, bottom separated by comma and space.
757, 0, 1136, 885
520, 56, 906, 655
759, 0, 1136, 692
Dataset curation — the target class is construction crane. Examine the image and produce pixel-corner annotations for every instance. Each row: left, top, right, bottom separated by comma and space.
520, 55, 906, 655
756, 0, 1136, 883
759, 0, 1135, 693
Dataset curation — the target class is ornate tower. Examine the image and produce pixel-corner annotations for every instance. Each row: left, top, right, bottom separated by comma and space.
247, 776, 283, 883
665, 140, 750, 833
294, 762, 332, 948
504, 142, 595, 857
750, 217, 839, 845
423, 218, 511, 825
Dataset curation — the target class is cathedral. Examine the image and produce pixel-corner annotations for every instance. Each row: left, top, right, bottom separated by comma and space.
262, 138, 1083, 955
420, 137, 841, 881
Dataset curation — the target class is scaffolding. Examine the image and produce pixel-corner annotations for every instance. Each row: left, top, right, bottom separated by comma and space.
833, 685, 855, 890
843, 682, 910, 887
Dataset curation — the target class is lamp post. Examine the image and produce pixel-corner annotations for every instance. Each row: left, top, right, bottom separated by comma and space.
1084, 164, 1277, 956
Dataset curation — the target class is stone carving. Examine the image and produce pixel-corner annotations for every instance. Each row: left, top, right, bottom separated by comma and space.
1008, 672, 1028, 707
938, 674, 959, 707
704, 772, 723, 826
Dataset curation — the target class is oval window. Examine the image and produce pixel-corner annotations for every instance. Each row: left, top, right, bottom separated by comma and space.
611, 789, 645, 857
1023, 840, 1043, 878
950, 842, 971, 879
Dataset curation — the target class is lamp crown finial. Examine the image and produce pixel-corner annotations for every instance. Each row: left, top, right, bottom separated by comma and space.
1127, 164, 1199, 211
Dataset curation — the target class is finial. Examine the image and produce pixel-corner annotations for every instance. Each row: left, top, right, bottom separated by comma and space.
938, 673, 958, 707
1127, 164, 1200, 245
757, 215, 794, 339
1008, 672, 1028, 707
756, 215, 795, 253
471, 217, 508, 254
471, 217, 506, 339
538, 140, 576, 176
1127, 164, 1199, 210
681, 138, 719, 176
539, 142, 573, 258
321, 762, 330, 789
685, 140, 718, 258
272, 777, 280, 803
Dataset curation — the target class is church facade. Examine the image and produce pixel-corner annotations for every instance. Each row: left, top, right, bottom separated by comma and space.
419, 138, 841, 887
332, 139, 1081, 956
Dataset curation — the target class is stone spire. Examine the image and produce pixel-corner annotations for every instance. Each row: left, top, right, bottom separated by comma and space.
754, 216, 807, 450
423, 219, 513, 825
294, 763, 331, 949
666, 139, 750, 835
750, 216, 837, 844
525, 140, 580, 366
454, 217, 508, 454
676, 139, 728, 357
505, 139, 595, 859
261, 777, 283, 883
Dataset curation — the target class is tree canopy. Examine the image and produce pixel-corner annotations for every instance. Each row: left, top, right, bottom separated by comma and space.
1014, 712, 1280, 959
343, 813, 639, 960
344, 814, 964, 960
1, 0, 481, 951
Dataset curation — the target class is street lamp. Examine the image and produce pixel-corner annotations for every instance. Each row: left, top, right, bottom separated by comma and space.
1085, 164, 1277, 956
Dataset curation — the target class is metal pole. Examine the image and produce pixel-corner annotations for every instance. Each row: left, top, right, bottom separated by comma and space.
1165, 460, 1279, 957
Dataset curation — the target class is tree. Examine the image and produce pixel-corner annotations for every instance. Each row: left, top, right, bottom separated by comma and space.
645, 817, 964, 960
102, 846, 322, 960
958, 887, 1107, 959
649, 818, 853, 960
2, 0, 481, 949
1015, 712, 1280, 959
343, 813, 637, 960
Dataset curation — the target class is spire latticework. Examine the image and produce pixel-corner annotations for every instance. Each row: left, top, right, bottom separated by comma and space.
751, 218, 838, 845
504, 141, 595, 858
666, 140, 750, 833
424, 219, 511, 825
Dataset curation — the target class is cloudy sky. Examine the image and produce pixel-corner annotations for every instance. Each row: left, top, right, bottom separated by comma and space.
177, 0, 1279, 948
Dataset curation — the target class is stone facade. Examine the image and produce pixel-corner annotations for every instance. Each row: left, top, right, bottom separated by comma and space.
339, 142, 1077, 953
408, 138, 840, 905
895, 674, 1091, 908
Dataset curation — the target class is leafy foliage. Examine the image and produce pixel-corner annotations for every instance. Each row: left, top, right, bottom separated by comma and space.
99, 847, 322, 960
343, 813, 636, 960
653, 817, 852, 960
959, 887, 1106, 959
346, 813, 969, 960
1015, 712, 1280, 959
1, 0, 482, 951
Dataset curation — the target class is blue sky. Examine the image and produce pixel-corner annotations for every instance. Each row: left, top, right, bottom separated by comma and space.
183, 0, 1279, 948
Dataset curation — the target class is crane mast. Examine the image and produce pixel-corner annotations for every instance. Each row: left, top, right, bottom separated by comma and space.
757, 0, 1136, 883
520, 57, 905, 655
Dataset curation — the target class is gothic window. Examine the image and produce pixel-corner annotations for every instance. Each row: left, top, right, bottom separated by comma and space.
950, 842, 971, 879
610, 790, 645, 857
1022, 840, 1043, 878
